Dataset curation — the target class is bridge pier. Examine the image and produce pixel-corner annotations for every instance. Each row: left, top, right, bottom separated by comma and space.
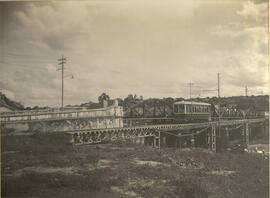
249, 126, 252, 139
186, 136, 192, 147
207, 125, 216, 152
241, 123, 249, 149
153, 136, 160, 148
225, 126, 229, 147
264, 120, 269, 137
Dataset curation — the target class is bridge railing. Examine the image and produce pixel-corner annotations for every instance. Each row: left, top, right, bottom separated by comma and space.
0, 106, 123, 123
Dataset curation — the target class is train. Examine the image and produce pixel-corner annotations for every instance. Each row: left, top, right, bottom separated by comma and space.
172, 100, 266, 123
124, 101, 214, 126
173, 101, 212, 122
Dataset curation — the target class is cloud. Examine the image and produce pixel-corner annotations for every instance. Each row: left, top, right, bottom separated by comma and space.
237, 0, 268, 23
0, 0, 268, 107
209, 0, 268, 94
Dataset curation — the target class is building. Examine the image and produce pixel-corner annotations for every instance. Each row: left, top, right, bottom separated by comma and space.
0, 104, 15, 113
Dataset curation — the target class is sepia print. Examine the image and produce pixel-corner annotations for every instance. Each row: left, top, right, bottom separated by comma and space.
0, 0, 269, 197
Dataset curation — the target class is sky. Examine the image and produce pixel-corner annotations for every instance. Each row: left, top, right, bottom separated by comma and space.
0, 0, 269, 107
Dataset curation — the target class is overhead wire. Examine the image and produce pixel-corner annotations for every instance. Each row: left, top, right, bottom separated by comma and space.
159, 126, 210, 138
0, 51, 60, 71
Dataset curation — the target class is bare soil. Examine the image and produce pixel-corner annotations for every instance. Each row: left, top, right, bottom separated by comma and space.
1, 133, 269, 198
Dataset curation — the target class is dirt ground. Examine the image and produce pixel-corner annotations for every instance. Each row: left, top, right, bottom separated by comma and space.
1, 133, 269, 198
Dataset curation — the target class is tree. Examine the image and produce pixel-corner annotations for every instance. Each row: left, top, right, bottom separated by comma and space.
33, 106, 39, 110
124, 94, 135, 104
98, 93, 110, 104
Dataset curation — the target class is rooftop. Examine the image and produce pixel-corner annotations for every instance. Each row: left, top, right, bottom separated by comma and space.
174, 101, 211, 106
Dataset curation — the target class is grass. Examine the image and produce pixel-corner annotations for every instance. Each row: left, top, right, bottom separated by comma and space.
1, 133, 269, 198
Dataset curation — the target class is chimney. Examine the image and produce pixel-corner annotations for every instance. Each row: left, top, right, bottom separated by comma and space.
103, 99, 108, 108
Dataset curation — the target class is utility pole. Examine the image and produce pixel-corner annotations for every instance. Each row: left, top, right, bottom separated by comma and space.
218, 73, 220, 98
188, 82, 194, 100
217, 73, 221, 136
245, 86, 248, 97
188, 82, 194, 119
201, 73, 221, 122
57, 55, 67, 109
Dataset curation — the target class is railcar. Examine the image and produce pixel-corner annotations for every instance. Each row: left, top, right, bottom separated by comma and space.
173, 101, 211, 122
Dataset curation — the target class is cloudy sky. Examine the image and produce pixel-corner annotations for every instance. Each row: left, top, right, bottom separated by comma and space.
0, 0, 268, 107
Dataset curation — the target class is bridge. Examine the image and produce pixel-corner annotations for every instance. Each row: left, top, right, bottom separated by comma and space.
67, 118, 268, 152
0, 106, 268, 152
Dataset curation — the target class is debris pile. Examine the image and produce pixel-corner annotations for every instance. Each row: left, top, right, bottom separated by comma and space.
167, 156, 204, 169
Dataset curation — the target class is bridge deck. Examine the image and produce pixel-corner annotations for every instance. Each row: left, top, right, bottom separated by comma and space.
0, 106, 123, 123
65, 118, 267, 134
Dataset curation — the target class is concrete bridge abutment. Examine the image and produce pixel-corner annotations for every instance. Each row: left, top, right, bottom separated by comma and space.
207, 125, 216, 152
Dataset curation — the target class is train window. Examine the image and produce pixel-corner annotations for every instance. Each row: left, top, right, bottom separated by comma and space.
174, 105, 178, 113
178, 105, 184, 113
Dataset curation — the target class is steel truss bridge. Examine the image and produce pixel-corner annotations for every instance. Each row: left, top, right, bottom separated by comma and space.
67, 118, 268, 152
1, 109, 268, 152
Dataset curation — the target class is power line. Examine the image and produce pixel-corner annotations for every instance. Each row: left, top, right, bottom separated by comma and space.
0, 60, 53, 70
1, 54, 54, 61
1, 51, 56, 60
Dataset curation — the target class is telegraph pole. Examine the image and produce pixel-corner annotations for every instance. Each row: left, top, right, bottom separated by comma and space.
218, 73, 220, 99
188, 82, 194, 100
188, 82, 194, 119
245, 86, 248, 97
217, 73, 221, 136
57, 55, 67, 109
201, 73, 221, 122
